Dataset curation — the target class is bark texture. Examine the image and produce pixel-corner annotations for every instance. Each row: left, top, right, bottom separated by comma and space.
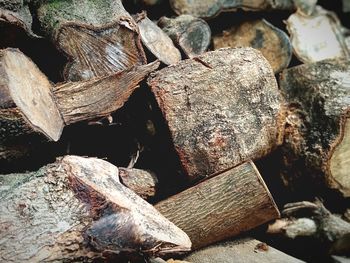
279, 59, 350, 197
155, 161, 280, 249
148, 47, 284, 180
213, 19, 292, 73
37, 0, 146, 81
158, 15, 211, 58
0, 155, 191, 262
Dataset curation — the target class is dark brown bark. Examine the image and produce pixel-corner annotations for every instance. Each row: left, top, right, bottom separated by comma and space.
148, 47, 285, 181
155, 161, 280, 249
0, 155, 191, 262
279, 59, 350, 197
158, 15, 211, 58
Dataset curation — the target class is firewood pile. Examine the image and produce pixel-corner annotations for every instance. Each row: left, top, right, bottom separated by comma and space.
1, 0, 350, 262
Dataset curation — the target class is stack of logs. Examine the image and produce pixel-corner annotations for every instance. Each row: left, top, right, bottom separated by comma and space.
1, 0, 350, 262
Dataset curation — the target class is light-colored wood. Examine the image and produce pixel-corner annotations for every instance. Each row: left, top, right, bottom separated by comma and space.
155, 161, 280, 249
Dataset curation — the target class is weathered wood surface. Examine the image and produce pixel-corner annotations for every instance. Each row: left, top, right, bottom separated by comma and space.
37, 0, 146, 81
53, 61, 160, 125
286, 6, 349, 63
279, 59, 350, 197
135, 13, 181, 65
148, 47, 284, 180
169, 0, 295, 19
119, 167, 158, 199
213, 19, 292, 73
155, 161, 280, 249
184, 237, 305, 263
0, 48, 64, 143
158, 15, 211, 58
0, 156, 191, 262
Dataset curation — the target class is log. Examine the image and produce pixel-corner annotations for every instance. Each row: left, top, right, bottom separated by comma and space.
135, 12, 181, 65
0, 155, 191, 262
158, 15, 211, 58
286, 6, 349, 63
37, 0, 146, 81
184, 237, 305, 263
155, 161, 280, 249
213, 19, 292, 73
119, 167, 158, 199
169, 0, 295, 19
279, 59, 350, 197
148, 47, 285, 181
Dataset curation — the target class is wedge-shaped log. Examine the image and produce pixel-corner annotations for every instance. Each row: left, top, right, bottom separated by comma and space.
158, 15, 211, 58
280, 59, 350, 197
169, 0, 295, 19
0, 156, 191, 262
148, 47, 284, 180
213, 19, 292, 73
37, 0, 146, 81
155, 161, 280, 249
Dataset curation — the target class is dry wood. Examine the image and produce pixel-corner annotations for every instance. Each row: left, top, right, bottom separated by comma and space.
286, 6, 349, 63
37, 0, 146, 81
0, 155, 191, 262
119, 167, 158, 199
213, 19, 292, 73
135, 12, 181, 65
169, 0, 295, 19
279, 59, 350, 197
155, 161, 280, 249
158, 15, 211, 58
148, 47, 284, 181
184, 237, 305, 263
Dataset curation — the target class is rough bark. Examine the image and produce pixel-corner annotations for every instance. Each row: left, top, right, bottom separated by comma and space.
0, 155, 191, 262
0, 48, 64, 143
158, 15, 211, 58
286, 6, 349, 63
148, 47, 285, 181
213, 19, 292, 73
169, 0, 295, 19
279, 59, 350, 197
135, 12, 181, 65
119, 167, 158, 199
37, 0, 146, 81
155, 161, 280, 249
184, 237, 304, 263
53, 61, 160, 125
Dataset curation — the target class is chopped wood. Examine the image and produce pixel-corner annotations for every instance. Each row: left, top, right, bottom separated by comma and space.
0, 155, 191, 262
135, 12, 181, 65
148, 47, 285, 180
279, 59, 350, 197
286, 6, 349, 63
155, 161, 280, 249
119, 167, 158, 199
169, 0, 295, 19
37, 0, 146, 81
158, 15, 211, 58
213, 19, 292, 73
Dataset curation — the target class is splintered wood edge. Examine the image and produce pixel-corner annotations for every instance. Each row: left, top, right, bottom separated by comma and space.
2, 48, 64, 141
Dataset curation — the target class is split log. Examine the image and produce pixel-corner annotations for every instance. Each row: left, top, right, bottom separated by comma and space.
286, 6, 349, 63
267, 200, 350, 255
119, 167, 158, 199
213, 19, 292, 73
158, 15, 211, 58
279, 59, 350, 197
135, 12, 181, 65
0, 155, 191, 262
169, 0, 295, 19
148, 47, 285, 181
37, 0, 146, 81
184, 237, 305, 263
155, 161, 280, 249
